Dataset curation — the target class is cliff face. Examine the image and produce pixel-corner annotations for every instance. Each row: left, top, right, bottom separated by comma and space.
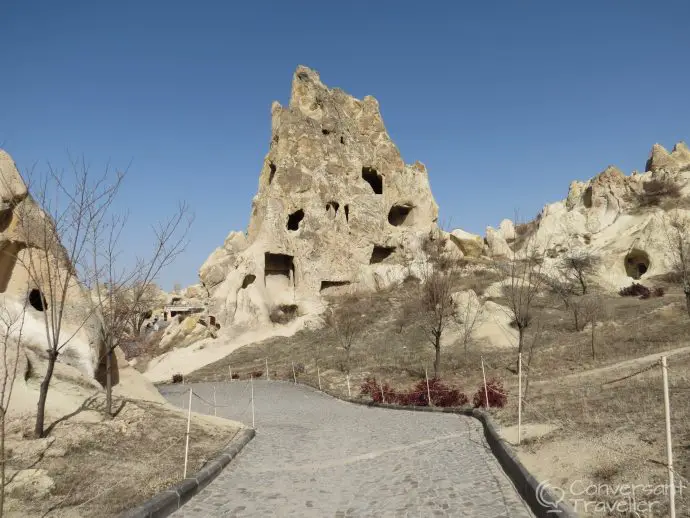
200, 66, 439, 328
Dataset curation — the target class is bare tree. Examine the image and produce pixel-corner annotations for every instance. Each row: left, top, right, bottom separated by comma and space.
87, 204, 191, 417
560, 249, 600, 296
325, 294, 364, 374
413, 229, 460, 378
13, 157, 124, 437
580, 294, 605, 359
497, 236, 546, 370
11, 156, 190, 434
454, 290, 483, 355
0, 298, 27, 518
663, 212, 690, 317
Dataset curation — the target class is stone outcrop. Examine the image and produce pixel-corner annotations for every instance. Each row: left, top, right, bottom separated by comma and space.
200, 66, 439, 329
0, 150, 103, 378
482, 141, 690, 289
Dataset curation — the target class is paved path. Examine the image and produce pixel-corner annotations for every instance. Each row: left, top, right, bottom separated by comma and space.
160, 381, 533, 517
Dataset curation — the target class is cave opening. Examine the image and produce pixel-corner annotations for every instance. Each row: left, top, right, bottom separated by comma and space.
370, 246, 396, 264
29, 288, 47, 312
388, 204, 414, 226
624, 249, 650, 279
362, 167, 383, 194
287, 209, 305, 231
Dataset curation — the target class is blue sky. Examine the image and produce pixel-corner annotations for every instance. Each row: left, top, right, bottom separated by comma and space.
2, 1, 689, 289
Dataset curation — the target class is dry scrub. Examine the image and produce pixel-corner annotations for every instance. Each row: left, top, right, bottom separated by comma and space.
2, 395, 237, 517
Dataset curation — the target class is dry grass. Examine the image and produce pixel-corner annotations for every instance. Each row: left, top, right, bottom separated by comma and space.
3, 395, 237, 517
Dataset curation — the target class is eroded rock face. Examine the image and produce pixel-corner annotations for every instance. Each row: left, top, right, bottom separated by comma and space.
200, 66, 439, 328
0, 150, 102, 378
496, 141, 690, 289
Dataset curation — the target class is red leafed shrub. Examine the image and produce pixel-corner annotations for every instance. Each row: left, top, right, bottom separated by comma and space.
359, 376, 394, 403
360, 377, 468, 407
472, 378, 508, 408
250, 371, 264, 379
231, 373, 239, 380
171, 373, 183, 384
417, 378, 468, 407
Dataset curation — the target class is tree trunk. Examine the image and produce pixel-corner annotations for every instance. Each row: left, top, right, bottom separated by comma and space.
433, 336, 441, 379
35, 350, 57, 438
105, 348, 113, 418
1, 411, 5, 518
591, 319, 596, 359
573, 309, 580, 332
517, 327, 525, 372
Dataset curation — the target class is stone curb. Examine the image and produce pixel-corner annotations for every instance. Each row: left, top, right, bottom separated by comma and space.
340, 398, 576, 518
120, 427, 255, 518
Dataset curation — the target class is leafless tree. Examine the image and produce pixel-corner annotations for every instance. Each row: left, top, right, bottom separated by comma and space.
412, 229, 461, 378
496, 235, 546, 370
663, 212, 690, 317
521, 321, 543, 403
454, 290, 483, 355
580, 294, 605, 359
86, 204, 191, 417
0, 298, 27, 518
11, 156, 190, 435
560, 249, 600, 295
325, 294, 364, 374
12, 157, 124, 437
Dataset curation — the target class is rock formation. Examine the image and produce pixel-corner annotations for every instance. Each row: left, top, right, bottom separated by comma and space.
0, 150, 103, 377
200, 66, 439, 329
479, 141, 690, 289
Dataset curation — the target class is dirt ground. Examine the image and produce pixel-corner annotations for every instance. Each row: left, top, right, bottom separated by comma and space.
186, 269, 690, 517
2, 394, 239, 517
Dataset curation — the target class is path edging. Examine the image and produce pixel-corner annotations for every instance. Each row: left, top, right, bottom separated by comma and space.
120, 427, 255, 518
342, 398, 577, 518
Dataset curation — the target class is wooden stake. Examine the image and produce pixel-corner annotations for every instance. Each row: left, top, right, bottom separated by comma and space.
212, 385, 217, 417
251, 375, 255, 429
518, 352, 522, 446
265, 358, 269, 380
481, 356, 490, 408
662, 356, 676, 518
346, 374, 351, 398
425, 367, 432, 406
292, 361, 297, 384
317, 366, 322, 391
183, 388, 192, 478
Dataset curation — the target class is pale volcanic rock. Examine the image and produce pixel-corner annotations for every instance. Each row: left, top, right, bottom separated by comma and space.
507, 142, 690, 290
199, 66, 439, 330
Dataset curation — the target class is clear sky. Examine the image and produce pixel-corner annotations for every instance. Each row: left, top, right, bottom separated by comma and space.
3, 1, 689, 289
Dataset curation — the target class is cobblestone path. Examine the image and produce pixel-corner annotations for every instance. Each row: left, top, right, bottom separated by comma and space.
160, 381, 533, 517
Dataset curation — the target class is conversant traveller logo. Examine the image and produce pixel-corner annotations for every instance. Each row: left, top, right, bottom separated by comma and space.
536, 479, 685, 516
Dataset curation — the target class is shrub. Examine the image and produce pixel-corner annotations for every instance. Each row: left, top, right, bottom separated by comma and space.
231, 373, 239, 380
172, 373, 183, 384
359, 376, 394, 403
359, 377, 468, 407
639, 177, 682, 206
293, 362, 305, 375
250, 370, 263, 379
472, 378, 507, 408
618, 283, 651, 298
269, 304, 299, 324
653, 286, 665, 297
